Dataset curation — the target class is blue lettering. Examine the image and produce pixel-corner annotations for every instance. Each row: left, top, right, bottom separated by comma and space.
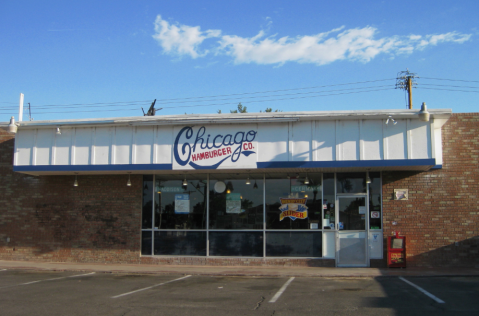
222, 134, 233, 146
246, 130, 257, 142
174, 126, 193, 166
213, 134, 223, 148
193, 127, 206, 151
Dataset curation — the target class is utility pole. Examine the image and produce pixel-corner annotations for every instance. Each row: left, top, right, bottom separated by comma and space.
396, 69, 418, 109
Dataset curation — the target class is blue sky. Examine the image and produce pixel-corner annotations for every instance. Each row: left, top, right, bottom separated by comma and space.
1, 0, 477, 122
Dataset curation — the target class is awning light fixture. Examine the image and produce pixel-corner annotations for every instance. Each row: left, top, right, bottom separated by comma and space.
73, 174, 78, 187
127, 173, 131, 187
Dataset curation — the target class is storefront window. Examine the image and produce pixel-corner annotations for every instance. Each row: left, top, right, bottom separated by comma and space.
322, 173, 335, 230
266, 174, 322, 230
266, 232, 322, 257
142, 171, 381, 258
155, 177, 207, 229
336, 172, 367, 194
141, 231, 152, 255
209, 176, 264, 229
142, 175, 153, 229
209, 231, 263, 257
369, 172, 382, 230
154, 231, 206, 256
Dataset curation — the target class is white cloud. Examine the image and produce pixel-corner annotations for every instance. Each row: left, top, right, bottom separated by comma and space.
152, 15, 472, 65
152, 15, 221, 58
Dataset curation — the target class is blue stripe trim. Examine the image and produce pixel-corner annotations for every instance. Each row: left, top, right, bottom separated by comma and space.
13, 164, 173, 172
256, 159, 436, 169
430, 164, 443, 170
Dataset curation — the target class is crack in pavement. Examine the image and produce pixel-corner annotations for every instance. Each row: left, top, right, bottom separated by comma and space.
254, 296, 265, 310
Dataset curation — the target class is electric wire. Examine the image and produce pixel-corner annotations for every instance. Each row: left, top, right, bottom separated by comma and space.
0, 84, 393, 112
420, 77, 479, 83
1, 76, 477, 116
1, 87, 394, 116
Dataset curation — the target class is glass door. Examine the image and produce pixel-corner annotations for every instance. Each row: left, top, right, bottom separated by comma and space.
336, 196, 368, 267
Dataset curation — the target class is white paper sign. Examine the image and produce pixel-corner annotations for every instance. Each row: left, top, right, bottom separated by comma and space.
175, 194, 190, 214
359, 206, 366, 214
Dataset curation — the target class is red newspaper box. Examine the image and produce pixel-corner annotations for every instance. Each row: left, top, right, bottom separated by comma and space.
388, 232, 406, 268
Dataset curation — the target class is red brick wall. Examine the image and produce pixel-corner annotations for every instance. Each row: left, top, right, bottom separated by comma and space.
382, 113, 479, 267
0, 128, 142, 263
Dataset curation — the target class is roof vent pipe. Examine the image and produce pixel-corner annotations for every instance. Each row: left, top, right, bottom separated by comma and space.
419, 102, 430, 122
8, 117, 17, 133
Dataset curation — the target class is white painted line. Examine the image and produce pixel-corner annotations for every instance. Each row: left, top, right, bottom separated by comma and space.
399, 277, 445, 304
111, 275, 192, 299
21, 272, 96, 285
0, 272, 95, 289
0, 269, 7, 271
269, 277, 295, 303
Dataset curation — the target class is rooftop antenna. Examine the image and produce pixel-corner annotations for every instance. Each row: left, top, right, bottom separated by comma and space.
396, 69, 418, 109
141, 99, 162, 116
28, 103, 33, 121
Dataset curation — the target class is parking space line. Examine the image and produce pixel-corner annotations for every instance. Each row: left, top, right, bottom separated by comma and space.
0, 269, 6, 272
399, 277, 445, 304
269, 277, 295, 303
0, 272, 96, 289
21, 272, 96, 285
111, 275, 192, 299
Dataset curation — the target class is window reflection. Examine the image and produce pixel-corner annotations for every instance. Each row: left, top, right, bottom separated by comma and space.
209, 177, 264, 229
155, 178, 207, 229
336, 172, 366, 194
142, 175, 153, 229
266, 174, 322, 229
322, 173, 335, 230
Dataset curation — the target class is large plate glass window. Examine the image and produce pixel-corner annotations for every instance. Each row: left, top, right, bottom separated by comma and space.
209, 175, 264, 230
266, 174, 322, 230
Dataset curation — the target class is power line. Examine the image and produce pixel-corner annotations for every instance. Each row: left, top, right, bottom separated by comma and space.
418, 87, 479, 93
0, 83, 394, 112
421, 77, 479, 83
420, 83, 479, 90
2, 87, 394, 116
0, 78, 395, 110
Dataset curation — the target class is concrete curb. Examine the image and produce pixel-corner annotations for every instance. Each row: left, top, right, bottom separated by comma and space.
1, 260, 478, 278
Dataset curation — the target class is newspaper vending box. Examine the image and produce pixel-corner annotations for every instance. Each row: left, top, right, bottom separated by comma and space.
387, 232, 406, 268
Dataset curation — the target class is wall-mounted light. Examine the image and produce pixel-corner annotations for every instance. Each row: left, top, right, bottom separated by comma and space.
56, 127, 61, 135
127, 173, 132, 187
246, 177, 251, 185
73, 174, 78, 187
385, 116, 397, 125
419, 102, 430, 122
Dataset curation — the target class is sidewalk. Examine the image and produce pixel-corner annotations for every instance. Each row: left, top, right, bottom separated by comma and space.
1, 260, 478, 278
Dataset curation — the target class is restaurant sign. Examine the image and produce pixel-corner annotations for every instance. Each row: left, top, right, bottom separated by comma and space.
173, 125, 257, 170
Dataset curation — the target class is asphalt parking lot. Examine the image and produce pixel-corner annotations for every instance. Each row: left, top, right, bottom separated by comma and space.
0, 269, 478, 315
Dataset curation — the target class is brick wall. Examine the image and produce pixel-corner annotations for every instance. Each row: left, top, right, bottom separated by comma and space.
0, 127, 142, 263
382, 113, 479, 268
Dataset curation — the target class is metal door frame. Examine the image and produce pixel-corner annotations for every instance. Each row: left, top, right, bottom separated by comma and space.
335, 194, 369, 267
